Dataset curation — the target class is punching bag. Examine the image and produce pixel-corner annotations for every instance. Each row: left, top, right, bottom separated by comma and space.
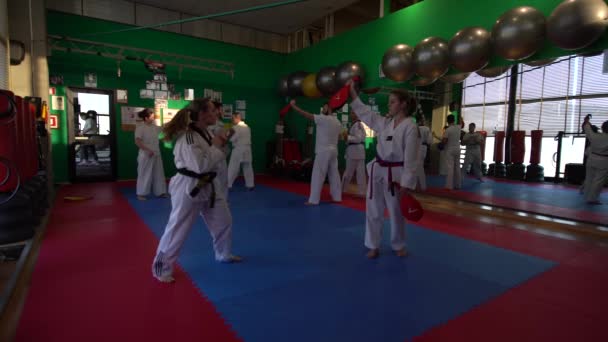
494, 131, 505, 163
489, 131, 506, 177
526, 130, 544, 182
510, 130, 526, 164
507, 130, 526, 180
0, 90, 19, 193
14, 96, 34, 182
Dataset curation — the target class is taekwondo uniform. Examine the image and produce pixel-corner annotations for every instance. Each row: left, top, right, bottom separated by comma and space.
351, 98, 419, 252
152, 124, 235, 281
227, 120, 254, 189
135, 121, 167, 197
342, 120, 367, 195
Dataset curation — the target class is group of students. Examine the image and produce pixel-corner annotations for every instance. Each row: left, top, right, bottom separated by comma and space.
146, 80, 427, 283
439, 115, 485, 191
133, 103, 254, 202
134, 99, 254, 283
145, 79, 607, 284
289, 81, 424, 259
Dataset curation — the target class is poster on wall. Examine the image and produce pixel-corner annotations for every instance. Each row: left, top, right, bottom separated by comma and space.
185, 89, 194, 101
84, 73, 97, 88
204, 88, 213, 98
120, 106, 145, 131
238, 110, 246, 120
222, 104, 233, 120
51, 96, 65, 110
116, 89, 128, 104
154, 90, 168, 100
140, 89, 154, 99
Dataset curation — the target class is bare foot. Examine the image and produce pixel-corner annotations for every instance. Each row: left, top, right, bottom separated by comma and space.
154, 275, 175, 283
222, 255, 243, 263
395, 248, 409, 257
158, 193, 169, 198
137, 196, 147, 201
366, 249, 379, 259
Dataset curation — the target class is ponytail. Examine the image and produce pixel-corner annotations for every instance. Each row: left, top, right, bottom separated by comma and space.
162, 97, 213, 141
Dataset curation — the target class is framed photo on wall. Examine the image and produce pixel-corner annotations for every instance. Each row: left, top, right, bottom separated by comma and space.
116, 89, 128, 103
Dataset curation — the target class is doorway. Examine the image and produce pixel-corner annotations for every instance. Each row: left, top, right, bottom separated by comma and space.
66, 88, 117, 182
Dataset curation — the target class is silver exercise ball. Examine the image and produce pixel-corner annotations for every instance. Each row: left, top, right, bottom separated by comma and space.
547, 0, 608, 50
316, 66, 338, 96
448, 27, 492, 72
492, 6, 546, 61
413, 37, 450, 79
382, 44, 415, 82
287, 71, 308, 97
335, 61, 365, 89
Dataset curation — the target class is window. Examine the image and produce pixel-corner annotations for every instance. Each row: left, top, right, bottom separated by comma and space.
462, 70, 510, 136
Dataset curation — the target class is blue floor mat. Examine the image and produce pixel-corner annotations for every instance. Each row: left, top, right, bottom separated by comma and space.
426, 175, 607, 213
122, 182, 554, 341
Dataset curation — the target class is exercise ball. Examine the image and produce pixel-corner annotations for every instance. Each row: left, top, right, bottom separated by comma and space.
441, 72, 471, 83
524, 58, 557, 67
449, 27, 492, 72
278, 76, 289, 97
492, 6, 546, 61
316, 66, 338, 96
410, 77, 436, 87
382, 44, 415, 82
547, 0, 608, 50
476, 65, 511, 77
287, 71, 308, 97
335, 61, 365, 88
413, 37, 450, 79
302, 73, 322, 98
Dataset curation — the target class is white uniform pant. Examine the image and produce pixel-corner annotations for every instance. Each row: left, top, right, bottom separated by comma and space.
216, 159, 229, 200
136, 151, 167, 197
584, 157, 608, 203
227, 147, 254, 188
152, 176, 233, 278
445, 147, 462, 190
365, 164, 406, 251
461, 149, 482, 180
309, 150, 341, 204
342, 158, 366, 195
416, 146, 428, 191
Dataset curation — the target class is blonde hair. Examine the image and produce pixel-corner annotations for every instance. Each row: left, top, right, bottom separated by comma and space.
162, 98, 213, 141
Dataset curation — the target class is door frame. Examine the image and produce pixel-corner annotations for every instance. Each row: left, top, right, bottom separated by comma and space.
67, 87, 117, 182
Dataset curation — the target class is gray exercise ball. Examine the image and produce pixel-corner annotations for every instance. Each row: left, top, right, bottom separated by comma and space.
492, 6, 546, 61
547, 0, 608, 50
335, 61, 365, 89
448, 27, 492, 72
413, 37, 450, 79
316, 66, 338, 96
382, 44, 415, 82
410, 77, 436, 87
524, 58, 557, 67
287, 71, 308, 97
476, 65, 511, 78
278, 76, 289, 97
441, 72, 471, 84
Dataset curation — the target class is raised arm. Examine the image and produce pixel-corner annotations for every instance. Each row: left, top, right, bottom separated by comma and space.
347, 80, 388, 132
289, 99, 315, 121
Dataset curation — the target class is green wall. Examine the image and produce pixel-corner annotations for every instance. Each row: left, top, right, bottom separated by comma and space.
285, 0, 608, 84
48, 0, 608, 182
47, 11, 285, 182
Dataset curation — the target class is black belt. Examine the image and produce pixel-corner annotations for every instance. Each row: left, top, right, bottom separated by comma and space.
177, 168, 217, 207
592, 152, 608, 157
348, 142, 364, 146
